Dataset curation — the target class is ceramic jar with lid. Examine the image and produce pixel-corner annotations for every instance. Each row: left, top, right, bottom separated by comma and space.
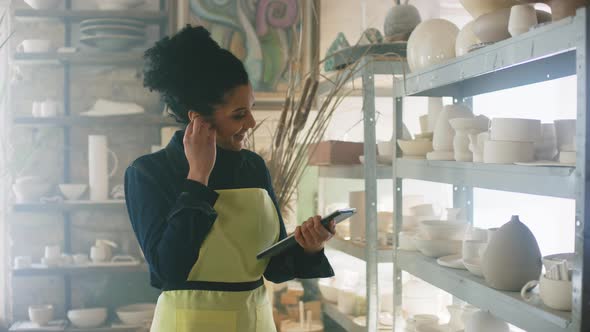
481, 215, 542, 291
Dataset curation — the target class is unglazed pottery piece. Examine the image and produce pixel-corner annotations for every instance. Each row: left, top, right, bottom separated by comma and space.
383, 3, 422, 42
460, 0, 518, 18
518, 0, 586, 20
481, 215, 542, 291
473, 8, 512, 43
455, 20, 481, 57
464, 310, 509, 332
432, 104, 473, 152
490, 118, 541, 142
508, 4, 538, 36
407, 19, 459, 72
450, 115, 490, 162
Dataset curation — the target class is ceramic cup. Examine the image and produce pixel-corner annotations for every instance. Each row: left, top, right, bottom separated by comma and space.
554, 119, 576, 152
90, 246, 108, 263
44, 245, 61, 260
28, 304, 54, 326
487, 227, 499, 243
462, 240, 487, 261
521, 274, 572, 311
508, 4, 538, 37
14, 256, 32, 269
73, 253, 89, 265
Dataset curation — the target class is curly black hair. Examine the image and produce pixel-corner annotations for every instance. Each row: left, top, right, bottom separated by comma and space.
143, 25, 250, 123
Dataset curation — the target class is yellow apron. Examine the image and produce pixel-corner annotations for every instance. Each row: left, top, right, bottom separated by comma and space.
150, 188, 280, 332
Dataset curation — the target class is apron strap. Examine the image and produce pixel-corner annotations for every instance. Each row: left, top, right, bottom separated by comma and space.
162, 278, 264, 292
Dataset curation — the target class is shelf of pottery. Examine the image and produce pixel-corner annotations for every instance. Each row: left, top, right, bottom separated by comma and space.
6, 0, 175, 331
389, 1, 586, 332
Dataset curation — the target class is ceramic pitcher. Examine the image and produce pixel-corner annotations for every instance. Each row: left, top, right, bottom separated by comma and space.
88, 135, 118, 201
481, 215, 542, 291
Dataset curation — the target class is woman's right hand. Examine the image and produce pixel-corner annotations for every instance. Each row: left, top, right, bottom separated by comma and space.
184, 116, 216, 185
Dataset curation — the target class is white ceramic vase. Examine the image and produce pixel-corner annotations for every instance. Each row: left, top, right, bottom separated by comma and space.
432, 104, 474, 152
450, 115, 490, 162
481, 215, 542, 291
88, 135, 119, 201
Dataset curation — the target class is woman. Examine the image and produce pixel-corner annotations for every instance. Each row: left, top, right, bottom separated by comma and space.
124, 26, 336, 332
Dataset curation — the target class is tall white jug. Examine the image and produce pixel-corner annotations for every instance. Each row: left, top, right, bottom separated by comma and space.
88, 135, 118, 201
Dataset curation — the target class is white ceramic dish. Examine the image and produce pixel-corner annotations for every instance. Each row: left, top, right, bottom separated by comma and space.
437, 254, 467, 270
483, 140, 534, 164
398, 139, 433, 158
96, 0, 145, 10
80, 18, 146, 29
67, 308, 107, 328
12, 177, 52, 203
24, 0, 62, 10
80, 34, 145, 52
463, 258, 484, 277
58, 184, 88, 200
426, 150, 455, 161
116, 303, 156, 326
28, 304, 54, 326
81, 24, 145, 37
420, 220, 468, 240
407, 19, 459, 72
490, 118, 541, 142
413, 236, 462, 258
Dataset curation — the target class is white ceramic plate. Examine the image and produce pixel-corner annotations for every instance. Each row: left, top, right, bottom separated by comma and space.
80, 34, 146, 52
80, 18, 146, 29
96, 0, 145, 10
81, 24, 145, 37
463, 258, 484, 277
437, 254, 467, 270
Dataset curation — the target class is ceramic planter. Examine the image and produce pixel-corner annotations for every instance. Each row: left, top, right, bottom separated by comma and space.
383, 2, 422, 42
481, 215, 542, 291
407, 19, 459, 72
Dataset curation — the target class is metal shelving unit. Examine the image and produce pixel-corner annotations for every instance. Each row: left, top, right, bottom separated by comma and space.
7, 0, 170, 328
389, 8, 589, 332
318, 165, 393, 179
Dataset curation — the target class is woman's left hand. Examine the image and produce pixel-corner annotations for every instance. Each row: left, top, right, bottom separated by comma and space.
294, 215, 336, 254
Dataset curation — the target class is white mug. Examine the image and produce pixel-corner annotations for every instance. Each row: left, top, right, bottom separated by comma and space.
90, 246, 108, 263
521, 274, 572, 311
44, 245, 61, 259
14, 256, 32, 269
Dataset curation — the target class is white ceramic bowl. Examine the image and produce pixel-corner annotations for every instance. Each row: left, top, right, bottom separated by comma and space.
24, 0, 62, 10
96, 0, 145, 10
398, 139, 433, 158
473, 8, 512, 43
399, 231, 418, 251
80, 24, 145, 37
420, 220, 468, 240
463, 258, 484, 277
483, 140, 534, 164
413, 236, 462, 258
67, 308, 107, 328
456, 20, 480, 57
318, 282, 339, 303
29, 304, 53, 326
490, 118, 541, 142
449, 116, 490, 132
407, 19, 459, 72
116, 303, 156, 326
459, 0, 518, 18
58, 184, 88, 200
377, 140, 394, 157
80, 34, 145, 52
12, 178, 51, 203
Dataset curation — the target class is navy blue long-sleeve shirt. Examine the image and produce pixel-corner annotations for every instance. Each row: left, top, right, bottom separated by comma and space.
124, 130, 334, 289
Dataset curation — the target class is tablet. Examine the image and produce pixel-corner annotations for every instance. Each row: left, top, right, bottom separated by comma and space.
256, 208, 357, 260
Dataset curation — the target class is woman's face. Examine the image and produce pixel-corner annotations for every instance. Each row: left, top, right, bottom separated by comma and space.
190, 84, 256, 151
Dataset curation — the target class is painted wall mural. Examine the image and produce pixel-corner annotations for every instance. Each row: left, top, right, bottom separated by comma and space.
188, 0, 302, 92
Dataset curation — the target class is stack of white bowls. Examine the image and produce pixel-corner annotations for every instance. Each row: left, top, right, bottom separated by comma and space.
79, 18, 146, 52
484, 118, 541, 164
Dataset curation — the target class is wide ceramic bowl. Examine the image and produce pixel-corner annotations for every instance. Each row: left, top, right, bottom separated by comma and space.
490, 118, 541, 142
397, 139, 433, 158
96, 0, 145, 10
29, 304, 53, 326
413, 236, 462, 258
80, 35, 145, 52
483, 140, 535, 164
377, 140, 394, 157
407, 19, 459, 72
80, 18, 146, 29
67, 308, 108, 328
24, 0, 62, 10
58, 184, 88, 200
318, 281, 339, 303
460, 0, 518, 18
420, 220, 468, 240
116, 303, 156, 326
473, 8, 512, 43
80, 24, 145, 37
456, 20, 481, 57
12, 177, 51, 203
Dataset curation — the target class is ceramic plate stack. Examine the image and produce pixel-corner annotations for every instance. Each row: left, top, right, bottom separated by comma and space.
80, 18, 146, 52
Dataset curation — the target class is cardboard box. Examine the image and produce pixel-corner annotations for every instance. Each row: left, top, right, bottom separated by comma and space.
308, 140, 364, 165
